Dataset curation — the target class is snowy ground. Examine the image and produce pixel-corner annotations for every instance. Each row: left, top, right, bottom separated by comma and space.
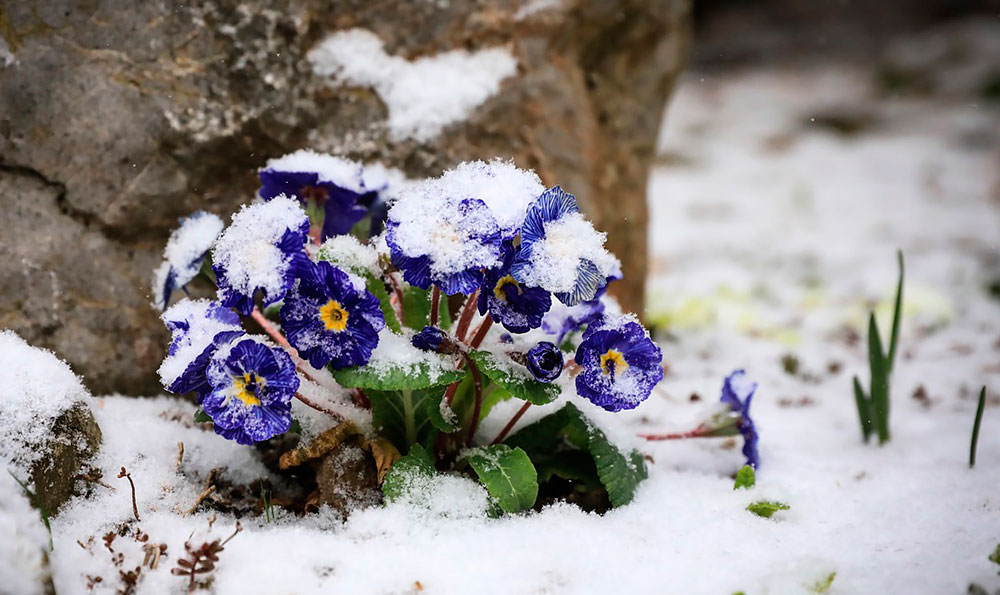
35, 23, 1000, 595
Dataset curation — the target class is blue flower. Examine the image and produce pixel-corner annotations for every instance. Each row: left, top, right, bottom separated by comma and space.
541, 268, 622, 344
720, 369, 760, 469
574, 316, 663, 412
526, 342, 563, 382
511, 186, 614, 306
212, 197, 311, 316
385, 197, 504, 295
279, 260, 385, 370
260, 170, 376, 240
412, 326, 448, 352
153, 211, 224, 310
203, 337, 300, 445
159, 299, 245, 401
478, 244, 552, 334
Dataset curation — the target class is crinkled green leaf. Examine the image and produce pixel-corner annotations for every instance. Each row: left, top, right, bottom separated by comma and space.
747, 500, 790, 519
465, 445, 538, 514
364, 273, 401, 334
467, 350, 560, 405
330, 358, 465, 391
734, 465, 755, 490
381, 444, 435, 502
507, 403, 647, 507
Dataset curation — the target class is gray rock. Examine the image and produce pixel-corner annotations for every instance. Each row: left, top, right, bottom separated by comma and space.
30, 401, 103, 515
0, 0, 690, 394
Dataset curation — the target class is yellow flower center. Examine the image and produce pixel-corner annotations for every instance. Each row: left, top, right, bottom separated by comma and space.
232, 372, 263, 407
600, 349, 628, 377
319, 299, 349, 332
493, 275, 522, 301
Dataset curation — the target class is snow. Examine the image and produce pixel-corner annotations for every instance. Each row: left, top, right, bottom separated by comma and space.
308, 29, 518, 142
211, 195, 308, 298
316, 235, 380, 277
151, 211, 224, 310
437, 160, 545, 236
0, 471, 49, 595
0, 330, 91, 475
262, 150, 366, 193
366, 329, 459, 384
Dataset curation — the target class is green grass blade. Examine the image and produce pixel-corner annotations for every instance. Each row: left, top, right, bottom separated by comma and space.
867, 314, 890, 443
886, 250, 904, 373
970, 386, 987, 468
852, 375, 873, 442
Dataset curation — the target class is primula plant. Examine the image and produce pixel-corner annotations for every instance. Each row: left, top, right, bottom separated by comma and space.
154, 152, 666, 514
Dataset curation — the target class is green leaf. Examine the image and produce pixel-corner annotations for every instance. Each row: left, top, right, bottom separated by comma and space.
369, 387, 455, 451
330, 357, 465, 391
364, 273, 401, 334
811, 572, 836, 593
852, 375, 872, 443
507, 403, 647, 507
867, 313, 891, 443
467, 350, 560, 405
381, 444, 435, 502
402, 286, 433, 330
971, 386, 987, 468
733, 465, 755, 490
194, 408, 212, 424
886, 249, 904, 372
747, 500, 790, 519
465, 445, 538, 514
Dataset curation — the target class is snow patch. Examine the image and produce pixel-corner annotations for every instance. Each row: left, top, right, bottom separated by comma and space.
308, 29, 518, 142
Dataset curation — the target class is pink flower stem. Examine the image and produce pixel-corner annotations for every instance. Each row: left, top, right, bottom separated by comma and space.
455, 289, 480, 342
490, 401, 531, 445
638, 426, 714, 441
468, 315, 494, 349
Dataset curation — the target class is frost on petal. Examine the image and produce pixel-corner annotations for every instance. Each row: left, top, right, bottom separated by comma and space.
436, 160, 545, 238
151, 211, 224, 310
157, 299, 243, 390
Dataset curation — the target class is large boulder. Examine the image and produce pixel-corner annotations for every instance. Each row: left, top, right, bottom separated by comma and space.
0, 0, 690, 394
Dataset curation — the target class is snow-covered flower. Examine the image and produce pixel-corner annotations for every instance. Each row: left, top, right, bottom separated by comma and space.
259, 151, 384, 240
212, 196, 310, 316
574, 314, 663, 412
386, 194, 504, 295
720, 369, 760, 469
525, 341, 563, 383
477, 244, 551, 333
152, 211, 224, 310
203, 337, 299, 445
279, 260, 385, 370
158, 299, 245, 400
511, 186, 619, 306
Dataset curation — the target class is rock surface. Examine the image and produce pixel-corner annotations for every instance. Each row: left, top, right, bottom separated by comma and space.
0, 0, 690, 394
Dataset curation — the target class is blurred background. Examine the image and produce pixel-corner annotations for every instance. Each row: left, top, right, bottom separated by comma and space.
0, 0, 997, 398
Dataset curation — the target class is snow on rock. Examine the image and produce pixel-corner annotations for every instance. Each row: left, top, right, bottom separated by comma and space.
308, 29, 518, 142
0, 471, 50, 595
150, 211, 224, 310
0, 330, 91, 474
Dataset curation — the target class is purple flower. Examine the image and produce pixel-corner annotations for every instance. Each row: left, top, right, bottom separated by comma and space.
412, 326, 448, 352
158, 299, 244, 402
212, 197, 310, 316
386, 196, 505, 295
152, 211, 224, 310
279, 260, 385, 370
526, 342, 563, 382
574, 315, 663, 412
721, 369, 760, 469
541, 268, 622, 344
511, 186, 615, 306
203, 337, 300, 445
260, 170, 375, 240
478, 244, 552, 334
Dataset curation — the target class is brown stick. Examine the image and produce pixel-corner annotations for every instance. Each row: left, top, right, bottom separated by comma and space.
294, 392, 343, 419
117, 466, 140, 521
490, 401, 532, 445
638, 427, 713, 441
454, 289, 480, 341
468, 315, 494, 349
175, 442, 185, 471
